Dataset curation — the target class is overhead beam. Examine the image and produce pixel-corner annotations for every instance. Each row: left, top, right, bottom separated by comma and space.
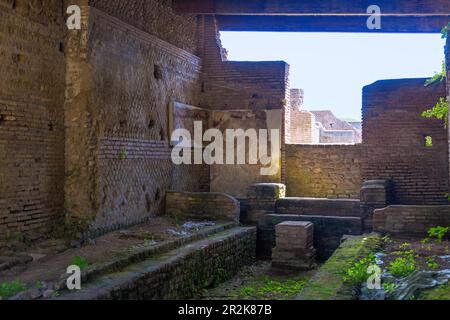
174, 0, 450, 15
216, 15, 450, 33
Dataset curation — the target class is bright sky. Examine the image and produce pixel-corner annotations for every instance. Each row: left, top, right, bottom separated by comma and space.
220, 32, 446, 120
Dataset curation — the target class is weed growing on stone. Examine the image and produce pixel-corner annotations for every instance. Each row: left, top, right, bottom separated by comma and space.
0, 280, 26, 299
344, 253, 376, 285
237, 276, 307, 300
118, 148, 128, 160
72, 256, 89, 269
425, 256, 440, 269
427, 226, 449, 243
388, 251, 416, 277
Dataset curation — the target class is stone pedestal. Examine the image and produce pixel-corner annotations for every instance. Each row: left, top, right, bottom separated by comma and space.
272, 221, 316, 270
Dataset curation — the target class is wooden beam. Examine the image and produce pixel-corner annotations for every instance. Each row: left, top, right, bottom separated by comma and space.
174, 0, 450, 15
216, 15, 450, 33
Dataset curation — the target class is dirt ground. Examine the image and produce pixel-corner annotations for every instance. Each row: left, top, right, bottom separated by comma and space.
383, 235, 450, 271
201, 261, 317, 300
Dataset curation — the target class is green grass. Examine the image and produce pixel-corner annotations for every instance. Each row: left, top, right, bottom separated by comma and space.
235, 276, 308, 300
0, 280, 26, 299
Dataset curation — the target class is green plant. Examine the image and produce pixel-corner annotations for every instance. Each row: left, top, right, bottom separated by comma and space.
344, 253, 376, 285
399, 242, 411, 250
35, 281, 44, 289
72, 256, 89, 269
119, 148, 128, 160
427, 226, 449, 243
382, 235, 393, 244
426, 257, 439, 270
383, 281, 397, 294
425, 136, 433, 147
237, 276, 307, 300
421, 97, 449, 128
441, 22, 450, 39
0, 280, 26, 299
388, 254, 416, 277
424, 60, 447, 87
422, 23, 449, 128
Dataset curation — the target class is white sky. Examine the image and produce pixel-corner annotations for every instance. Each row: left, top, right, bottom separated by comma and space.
220, 32, 446, 120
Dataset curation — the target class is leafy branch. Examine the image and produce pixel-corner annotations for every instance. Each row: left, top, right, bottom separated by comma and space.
421, 24, 449, 127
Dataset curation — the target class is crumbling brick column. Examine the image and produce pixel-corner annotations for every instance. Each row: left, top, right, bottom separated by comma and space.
360, 180, 392, 232
272, 221, 316, 270
245, 183, 286, 225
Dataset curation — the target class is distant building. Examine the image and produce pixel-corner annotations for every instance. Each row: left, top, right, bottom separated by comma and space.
289, 89, 362, 144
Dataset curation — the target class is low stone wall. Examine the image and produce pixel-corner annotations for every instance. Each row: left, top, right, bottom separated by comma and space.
373, 205, 450, 236
165, 191, 240, 222
297, 233, 382, 300
58, 227, 257, 300
285, 144, 362, 198
275, 198, 361, 217
258, 214, 363, 261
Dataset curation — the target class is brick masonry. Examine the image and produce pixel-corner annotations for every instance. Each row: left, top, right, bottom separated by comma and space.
259, 213, 362, 261
58, 227, 257, 300
362, 78, 449, 205
0, 1, 66, 245
197, 16, 288, 196
272, 221, 316, 270
447, 36, 450, 194
165, 191, 240, 221
373, 205, 450, 236
285, 144, 362, 198
64, 5, 208, 235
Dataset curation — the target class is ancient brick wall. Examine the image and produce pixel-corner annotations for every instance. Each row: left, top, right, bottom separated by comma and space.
89, 0, 197, 54
165, 191, 240, 221
446, 36, 450, 195
197, 16, 289, 196
65, 5, 207, 235
373, 205, 450, 236
210, 109, 283, 198
0, 1, 66, 245
362, 79, 448, 205
290, 110, 318, 144
285, 144, 362, 198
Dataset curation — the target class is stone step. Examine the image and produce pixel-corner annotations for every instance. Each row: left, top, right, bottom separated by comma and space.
53, 227, 256, 300
275, 197, 361, 217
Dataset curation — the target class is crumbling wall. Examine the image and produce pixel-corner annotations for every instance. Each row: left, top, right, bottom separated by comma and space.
362, 79, 448, 205
285, 144, 362, 198
0, 1, 66, 245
